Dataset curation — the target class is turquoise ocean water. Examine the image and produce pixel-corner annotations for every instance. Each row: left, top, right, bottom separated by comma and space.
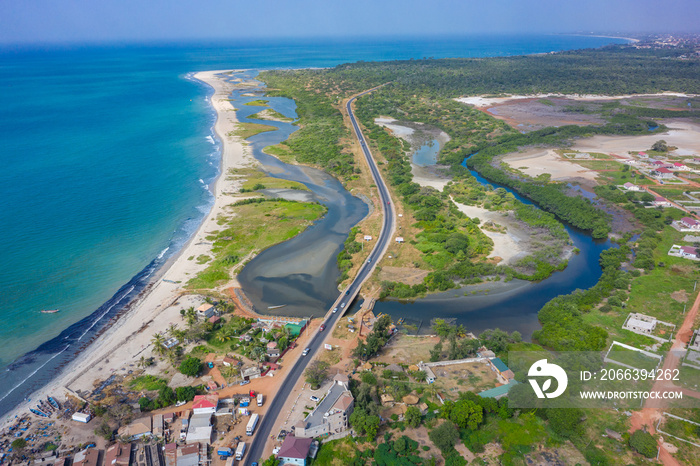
0, 35, 628, 415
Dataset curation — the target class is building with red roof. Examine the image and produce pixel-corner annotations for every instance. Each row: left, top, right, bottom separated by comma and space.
104, 443, 131, 466
192, 393, 218, 414
278, 436, 313, 466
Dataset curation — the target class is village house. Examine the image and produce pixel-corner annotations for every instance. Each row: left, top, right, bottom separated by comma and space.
678, 217, 700, 231
73, 448, 100, 466
623, 182, 642, 191
673, 162, 691, 171
196, 303, 215, 319
669, 244, 700, 260
118, 416, 152, 440
680, 245, 699, 259
222, 356, 238, 367
652, 196, 673, 207
489, 358, 515, 380
192, 394, 218, 415
652, 167, 674, 179
266, 341, 280, 358
418, 363, 436, 384
104, 443, 131, 466
277, 436, 313, 466
242, 366, 261, 380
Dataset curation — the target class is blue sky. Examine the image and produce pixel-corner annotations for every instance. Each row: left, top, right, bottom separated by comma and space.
1, 0, 698, 45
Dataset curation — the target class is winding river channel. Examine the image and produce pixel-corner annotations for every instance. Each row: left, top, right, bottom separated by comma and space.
235, 72, 611, 338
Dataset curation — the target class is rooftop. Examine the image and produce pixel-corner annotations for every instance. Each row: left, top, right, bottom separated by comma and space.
490, 357, 510, 373
478, 381, 519, 399
192, 394, 218, 410
278, 436, 313, 460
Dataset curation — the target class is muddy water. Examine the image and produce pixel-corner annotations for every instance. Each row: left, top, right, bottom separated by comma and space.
233, 72, 368, 317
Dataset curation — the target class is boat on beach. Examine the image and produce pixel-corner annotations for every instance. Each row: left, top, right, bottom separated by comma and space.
48, 396, 60, 410
40, 309, 60, 314
30, 408, 49, 418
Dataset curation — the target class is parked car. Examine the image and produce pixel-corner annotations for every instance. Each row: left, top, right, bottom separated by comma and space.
310, 395, 320, 402
239, 380, 250, 386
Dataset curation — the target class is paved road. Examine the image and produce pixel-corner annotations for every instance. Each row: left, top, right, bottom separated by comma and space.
246, 86, 394, 464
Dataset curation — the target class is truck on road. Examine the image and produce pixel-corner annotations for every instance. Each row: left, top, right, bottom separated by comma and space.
235, 442, 246, 460
246, 413, 259, 436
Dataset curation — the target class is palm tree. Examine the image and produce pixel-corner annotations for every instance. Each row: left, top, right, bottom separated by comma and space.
151, 333, 167, 356
216, 327, 236, 343
185, 307, 197, 328
137, 356, 148, 371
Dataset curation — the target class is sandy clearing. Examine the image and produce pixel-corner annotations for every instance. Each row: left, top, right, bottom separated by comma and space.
570, 120, 700, 156
450, 198, 529, 265
1, 70, 257, 427
456, 92, 697, 108
502, 148, 599, 182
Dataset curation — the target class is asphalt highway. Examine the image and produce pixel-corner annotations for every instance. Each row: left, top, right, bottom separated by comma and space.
247, 86, 394, 465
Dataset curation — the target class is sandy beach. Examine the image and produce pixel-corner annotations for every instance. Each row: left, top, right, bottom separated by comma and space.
1, 70, 255, 426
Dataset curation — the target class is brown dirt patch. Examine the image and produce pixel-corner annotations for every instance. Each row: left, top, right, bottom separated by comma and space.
481, 98, 605, 132
371, 334, 439, 365
671, 290, 689, 303
378, 266, 430, 285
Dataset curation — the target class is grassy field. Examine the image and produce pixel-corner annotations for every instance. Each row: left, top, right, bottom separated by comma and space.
237, 167, 310, 192
231, 122, 277, 139
606, 345, 660, 371
263, 142, 296, 164
652, 186, 695, 201
314, 437, 361, 465
244, 99, 269, 107
187, 199, 327, 289
678, 364, 700, 391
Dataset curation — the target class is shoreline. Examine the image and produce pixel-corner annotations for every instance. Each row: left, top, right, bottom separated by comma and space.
1, 69, 254, 427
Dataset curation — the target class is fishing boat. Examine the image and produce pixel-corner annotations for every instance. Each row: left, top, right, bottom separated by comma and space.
47, 396, 60, 410
30, 408, 49, 418
40, 309, 59, 314
267, 304, 286, 310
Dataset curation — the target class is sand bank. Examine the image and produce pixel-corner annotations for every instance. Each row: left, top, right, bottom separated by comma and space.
1, 70, 254, 426
450, 198, 530, 265
501, 148, 598, 182
456, 92, 697, 108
